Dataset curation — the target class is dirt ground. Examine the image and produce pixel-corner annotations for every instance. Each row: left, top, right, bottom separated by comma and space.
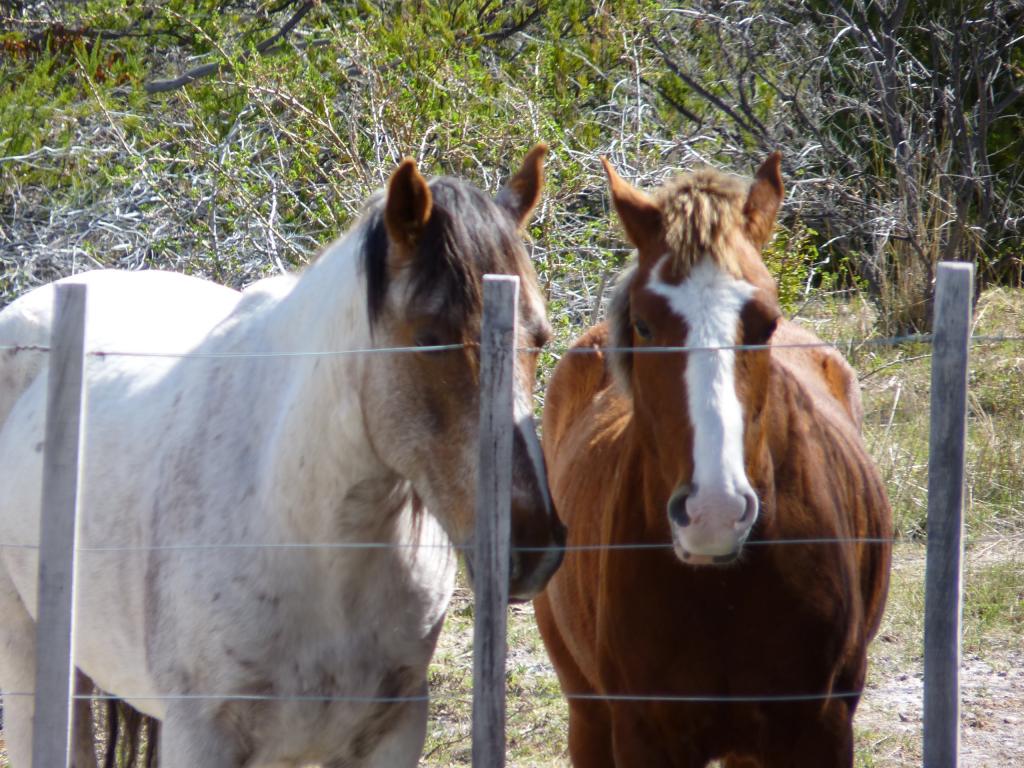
853, 543, 1024, 768
857, 646, 1024, 768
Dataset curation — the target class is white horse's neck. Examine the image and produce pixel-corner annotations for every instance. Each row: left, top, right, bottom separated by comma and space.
223, 223, 404, 546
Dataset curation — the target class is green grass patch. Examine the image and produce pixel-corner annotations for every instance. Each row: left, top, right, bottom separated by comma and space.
963, 559, 1024, 652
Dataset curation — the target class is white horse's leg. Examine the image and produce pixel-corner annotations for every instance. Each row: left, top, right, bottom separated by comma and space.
71, 671, 99, 768
0, 580, 99, 768
332, 686, 429, 768
158, 702, 246, 768
0, 567, 38, 768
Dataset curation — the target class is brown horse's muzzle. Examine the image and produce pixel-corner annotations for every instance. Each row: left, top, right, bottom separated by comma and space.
667, 481, 759, 565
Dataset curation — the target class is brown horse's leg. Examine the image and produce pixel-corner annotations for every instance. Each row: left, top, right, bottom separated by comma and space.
761, 700, 854, 768
567, 697, 615, 768
533, 593, 613, 766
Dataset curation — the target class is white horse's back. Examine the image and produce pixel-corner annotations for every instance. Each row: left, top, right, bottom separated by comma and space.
0, 269, 240, 352
0, 269, 242, 556
0, 270, 240, 419
0, 270, 242, 515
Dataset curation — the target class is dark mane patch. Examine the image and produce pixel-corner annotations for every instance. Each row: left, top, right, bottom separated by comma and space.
607, 262, 636, 394
362, 204, 391, 323
361, 177, 526, 332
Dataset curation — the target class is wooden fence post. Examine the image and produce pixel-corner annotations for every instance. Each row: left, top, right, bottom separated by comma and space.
472, 275, 519, 768
32, 283, 87, 768
923, 262, 974, 768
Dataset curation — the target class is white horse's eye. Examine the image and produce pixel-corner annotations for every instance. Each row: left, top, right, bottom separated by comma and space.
633, 319, 653, 341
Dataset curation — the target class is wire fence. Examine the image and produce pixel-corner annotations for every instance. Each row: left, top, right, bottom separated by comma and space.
4, 329, 1020, 560
0, 268, 1020, 766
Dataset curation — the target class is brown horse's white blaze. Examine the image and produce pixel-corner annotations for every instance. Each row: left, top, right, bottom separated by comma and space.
603, 155, 783, 565
648, 258, 760, 561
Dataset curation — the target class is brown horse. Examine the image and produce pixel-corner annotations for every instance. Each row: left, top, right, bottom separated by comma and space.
534, 153, 891, 767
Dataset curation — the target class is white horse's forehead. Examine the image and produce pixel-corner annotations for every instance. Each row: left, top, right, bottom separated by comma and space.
394, 266, 543, 328
647, 257, 755, 337
394, 275, 447, 316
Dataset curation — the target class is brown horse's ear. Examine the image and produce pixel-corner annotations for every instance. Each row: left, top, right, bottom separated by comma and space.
385, 158, 433, 254
497, 143, 547, 227
601, 158, 663, 260
743, 151, 784, 250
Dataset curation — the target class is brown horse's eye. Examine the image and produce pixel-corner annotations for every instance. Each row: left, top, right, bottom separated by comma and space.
633, 319, 653, 341
740, 298, 781, 347
415, 331, 442, 348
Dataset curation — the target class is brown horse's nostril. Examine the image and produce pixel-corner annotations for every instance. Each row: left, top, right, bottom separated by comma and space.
668, 484, 694, 527
668, 498, 690, 527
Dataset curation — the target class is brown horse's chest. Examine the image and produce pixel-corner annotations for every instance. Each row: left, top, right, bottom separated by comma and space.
595, 546, 852, 698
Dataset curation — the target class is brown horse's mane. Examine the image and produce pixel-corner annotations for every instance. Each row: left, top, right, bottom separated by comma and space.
607, 263, 637, 394
655, 167, 750, 282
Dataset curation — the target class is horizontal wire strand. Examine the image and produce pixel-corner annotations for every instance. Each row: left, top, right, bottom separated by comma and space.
0, 690, 443, 704
2, 681, 1018, 705
2, 333, 1022, 359
3, 535, 1023, 554
0, 537, 936, 553
565, 691, 865, 703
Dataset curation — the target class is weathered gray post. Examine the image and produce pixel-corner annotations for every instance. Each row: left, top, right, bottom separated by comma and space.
32, 283, 87, 768
923, 262, 974, 768
472, 275, 519, 767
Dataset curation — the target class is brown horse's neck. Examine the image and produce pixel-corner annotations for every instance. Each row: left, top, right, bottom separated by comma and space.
755, 357, 873, 541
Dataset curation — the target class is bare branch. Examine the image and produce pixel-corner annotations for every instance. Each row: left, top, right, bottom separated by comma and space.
143, 0, 315, 94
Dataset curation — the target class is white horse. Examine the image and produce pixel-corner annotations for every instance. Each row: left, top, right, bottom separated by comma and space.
0, 145, 565, 767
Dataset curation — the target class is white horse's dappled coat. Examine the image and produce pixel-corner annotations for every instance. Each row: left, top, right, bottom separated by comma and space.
0, 150, 562, 767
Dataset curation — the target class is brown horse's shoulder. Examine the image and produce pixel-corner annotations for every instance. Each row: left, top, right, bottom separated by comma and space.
543, 323, 617, 451
766, 342, 892, 643
771, 319, 864, 430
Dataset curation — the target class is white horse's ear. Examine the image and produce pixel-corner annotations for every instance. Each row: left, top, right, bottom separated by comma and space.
497, 143, 547, 228
602, 157, 663, 262
744, 151, 784, 250
385, 158, 433, 253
